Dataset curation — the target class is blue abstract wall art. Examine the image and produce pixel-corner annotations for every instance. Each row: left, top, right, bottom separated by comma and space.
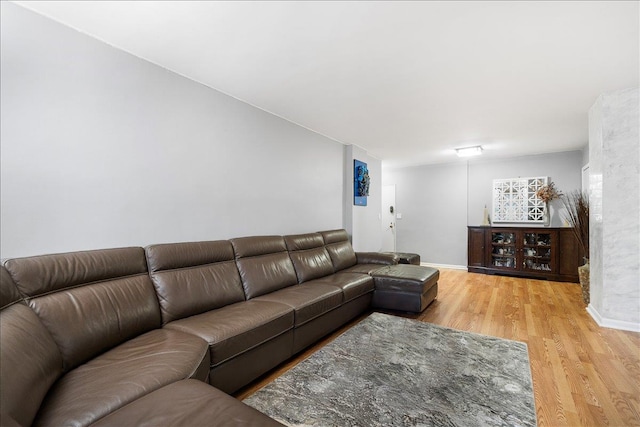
354, 159, 370, 206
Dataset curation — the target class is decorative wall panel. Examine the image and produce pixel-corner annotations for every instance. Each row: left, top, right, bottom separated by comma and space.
492, 177, 548, 223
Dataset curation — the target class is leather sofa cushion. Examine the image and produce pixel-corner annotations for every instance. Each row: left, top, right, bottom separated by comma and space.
356, 252, 400, 265
324, 240, 358, 272
5, 247, 147, 297
0, 413, 21, 427
28, 274, 160, 371
1, 266, 22, 309
1, 302, 63, 427
165, 300, 294, 366
284, 232, 325, 251
231, 235, 287, 258
285, 233, 335, 283
318, 229, 350, 245
146, 240, 235, 272
150, 261, 245, 324
318, 230, 358, 271
90, 380, 284, 427
146, 241, 245, 325
288, 247, 334, 283
340, 263, 387, 275
4, 248, 160, 372
306, 272, 374, 302
253, 283, 343, 326
318, 230, 397, 273
34, 329, 209, 427
231, 236, 298, 299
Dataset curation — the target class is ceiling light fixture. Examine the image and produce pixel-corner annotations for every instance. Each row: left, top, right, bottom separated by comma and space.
455, 145, 483, 157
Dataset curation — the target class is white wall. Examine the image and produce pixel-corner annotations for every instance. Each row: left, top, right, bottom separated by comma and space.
582, 146, 590, 167
0, 3, 345, 258
383, 150, 583, 267
588, 87, 640, 331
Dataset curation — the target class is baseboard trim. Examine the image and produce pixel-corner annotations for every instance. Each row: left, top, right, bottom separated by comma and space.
420, 262, 467, 271
586, 304, 640, 332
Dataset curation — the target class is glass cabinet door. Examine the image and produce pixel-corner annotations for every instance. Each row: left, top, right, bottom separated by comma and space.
522, 232, 553, 272
490, 231, 517, 269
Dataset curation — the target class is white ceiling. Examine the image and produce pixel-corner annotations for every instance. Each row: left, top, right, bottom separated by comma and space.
15, 1, 640, 168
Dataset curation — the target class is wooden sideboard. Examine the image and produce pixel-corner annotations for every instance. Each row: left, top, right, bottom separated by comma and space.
467, 226, 583, 283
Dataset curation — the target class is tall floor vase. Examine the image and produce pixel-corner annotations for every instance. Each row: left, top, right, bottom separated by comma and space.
578, 260, 590, 304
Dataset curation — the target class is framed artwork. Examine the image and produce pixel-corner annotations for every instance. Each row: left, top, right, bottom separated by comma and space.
354, 160, 370, 206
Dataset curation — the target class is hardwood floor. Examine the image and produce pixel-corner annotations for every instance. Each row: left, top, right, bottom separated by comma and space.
235, 269, 640, 426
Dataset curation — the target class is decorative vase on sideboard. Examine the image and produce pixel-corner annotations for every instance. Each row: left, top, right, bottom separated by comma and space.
543, 203, 551, 226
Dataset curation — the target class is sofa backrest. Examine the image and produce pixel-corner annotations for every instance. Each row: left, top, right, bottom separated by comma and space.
318, 229, 357, 271
145, 240, 246, 325
284, 233, 334, 283
231, 236, 298, 299
3, 247, 160, 372
1, 266, 63, 427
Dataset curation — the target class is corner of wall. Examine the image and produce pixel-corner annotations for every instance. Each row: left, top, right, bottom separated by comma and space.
342, 145, 354, 238
343, 145, 382, 251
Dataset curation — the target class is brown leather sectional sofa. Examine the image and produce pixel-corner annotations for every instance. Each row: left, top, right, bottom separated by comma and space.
1, 229, 401, 427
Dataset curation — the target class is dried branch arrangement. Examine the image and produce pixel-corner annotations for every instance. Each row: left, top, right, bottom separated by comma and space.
561, 190, 589, 258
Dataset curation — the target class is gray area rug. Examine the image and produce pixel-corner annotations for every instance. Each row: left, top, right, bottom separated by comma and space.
244, 312, 536, 427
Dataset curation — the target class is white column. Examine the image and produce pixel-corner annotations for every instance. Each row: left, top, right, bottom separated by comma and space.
587, 87, 640, 331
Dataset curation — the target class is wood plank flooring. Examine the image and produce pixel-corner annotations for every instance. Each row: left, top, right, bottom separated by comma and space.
235, 270, 640, 426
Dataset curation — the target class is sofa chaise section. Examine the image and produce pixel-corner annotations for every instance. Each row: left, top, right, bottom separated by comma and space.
145, 240, 295, 394
2, 248, 210, 427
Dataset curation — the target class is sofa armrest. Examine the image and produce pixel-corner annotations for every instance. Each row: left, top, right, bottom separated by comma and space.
356, 252, 399, 265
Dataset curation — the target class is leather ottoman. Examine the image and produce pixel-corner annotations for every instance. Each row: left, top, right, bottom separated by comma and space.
371, 264, 439, 313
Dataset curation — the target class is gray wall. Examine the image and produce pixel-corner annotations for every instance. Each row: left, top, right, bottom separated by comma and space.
344, 145, 383, 252
383, 162, 468, 266
0, 3, 344, 258
467, 151, 583, 228
383, 150, 583, 267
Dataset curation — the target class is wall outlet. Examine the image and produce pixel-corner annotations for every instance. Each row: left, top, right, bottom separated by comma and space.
396, 213, 402, 219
